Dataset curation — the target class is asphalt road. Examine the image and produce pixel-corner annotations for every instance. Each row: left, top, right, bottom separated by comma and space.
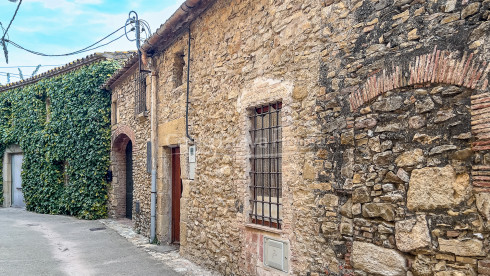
0, 208, 180, 276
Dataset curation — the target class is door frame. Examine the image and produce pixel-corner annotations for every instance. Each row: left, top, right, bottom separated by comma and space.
2, 145, 23, 208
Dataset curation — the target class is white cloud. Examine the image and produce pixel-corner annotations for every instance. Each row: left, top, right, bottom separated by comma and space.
74, 0, 103, 4
28, 0, 83, 15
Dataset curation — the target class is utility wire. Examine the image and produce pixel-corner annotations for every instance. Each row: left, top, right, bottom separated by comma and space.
1, 0, 22, 42
0, 64, 61, 68
0, 72, 29, 77
1, 0, 22, 63
5, 25, 129, 57
6, 32, 127, 57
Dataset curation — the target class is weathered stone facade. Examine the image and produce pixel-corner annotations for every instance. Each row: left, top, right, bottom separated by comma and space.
314, 0, 490, 275
109, 67, 152, 234
106, 0, 489, 275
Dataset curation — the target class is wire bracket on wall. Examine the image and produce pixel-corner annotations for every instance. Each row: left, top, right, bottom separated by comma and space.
125, 11, 151, 74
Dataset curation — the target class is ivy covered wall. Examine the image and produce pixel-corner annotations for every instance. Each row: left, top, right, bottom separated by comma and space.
0, 60, 119, 219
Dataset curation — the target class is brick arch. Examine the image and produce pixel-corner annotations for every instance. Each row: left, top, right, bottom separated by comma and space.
112, 125, 137, 152
349, 46, 489, 111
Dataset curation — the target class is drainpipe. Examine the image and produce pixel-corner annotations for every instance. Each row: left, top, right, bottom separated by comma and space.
150, 67, 158, 242
186, 26, 194, 143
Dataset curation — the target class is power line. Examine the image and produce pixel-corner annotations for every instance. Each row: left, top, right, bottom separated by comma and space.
5, 25, 130, 57
1, 0, 22, 63
0, 71, 32, 76
1, 0, 22, 41
0, 64, 61, 68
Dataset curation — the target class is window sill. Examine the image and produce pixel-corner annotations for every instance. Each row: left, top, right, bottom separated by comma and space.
245, 223, 283, 235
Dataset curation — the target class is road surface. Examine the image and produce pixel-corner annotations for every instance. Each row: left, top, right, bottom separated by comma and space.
0, 208, 180, 276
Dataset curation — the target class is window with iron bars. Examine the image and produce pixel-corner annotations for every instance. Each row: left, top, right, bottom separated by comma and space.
250, 102, 282, 229
134, 72, 147, 115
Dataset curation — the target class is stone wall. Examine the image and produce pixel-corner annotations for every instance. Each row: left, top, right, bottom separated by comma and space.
153, 34, 189, 243
108, 0, 489, 275
315, 0, 490, 275
144, 0, 327, 274
109, 68, 152, 235
176, 0, 326, 274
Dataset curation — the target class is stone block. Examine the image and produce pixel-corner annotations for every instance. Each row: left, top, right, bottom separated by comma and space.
372, 96, 403, 112
340, 217, 353, 235
407, 166, 470, 211
382, 171, 404, 184
158, 117, 185, 146
462, 3, 480, 18
455, 256, 477, 265
362, 203, 395, 221
395, 149, 425, 167
408, 116, 426, 129
292, 85, 308, 100
475, 193, 490, 220
373, 151, 394, 166
353, 187, 371, 204
412, 254, 433, 276
340, 198, 353, 218
438, 238, 485, 257
395, 215, 431, 252
351, 241, 407, 276
303, 162, 316, 180
436, 253, 455, 261
320, 194, 338, 207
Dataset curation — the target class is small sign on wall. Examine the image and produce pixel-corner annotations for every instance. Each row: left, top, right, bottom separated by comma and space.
264, 237, 288, 272
188, 145, 196, 163
189, 145, 196, 180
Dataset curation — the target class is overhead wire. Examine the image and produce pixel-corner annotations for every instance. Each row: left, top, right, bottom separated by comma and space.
1, 0, 22, 41
0, 64, 61, 69
1, 0, 22, 63
5, 25, 130, 57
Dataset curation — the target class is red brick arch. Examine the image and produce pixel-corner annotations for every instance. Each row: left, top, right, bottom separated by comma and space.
347, 46, 490, 193
349, 46, 489, 111
112, 125, 137, 152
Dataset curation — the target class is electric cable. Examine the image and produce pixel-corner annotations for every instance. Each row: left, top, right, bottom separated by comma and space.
1, 0, 22, 41
5, 25, 130, 57
0, 71, 32, 76
124, 16, 150, 43
0, 65, 61, 68
1, 0, 22, 63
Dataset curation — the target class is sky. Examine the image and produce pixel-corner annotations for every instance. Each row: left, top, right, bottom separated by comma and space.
0, 0, 185, 84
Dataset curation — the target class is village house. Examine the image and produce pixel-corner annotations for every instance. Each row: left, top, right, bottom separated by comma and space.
103, 0, 490, 275
0, 52, 131, 218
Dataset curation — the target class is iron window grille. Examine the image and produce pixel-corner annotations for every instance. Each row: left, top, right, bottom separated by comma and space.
250, 102, 282, 229
134, 72, 147, 115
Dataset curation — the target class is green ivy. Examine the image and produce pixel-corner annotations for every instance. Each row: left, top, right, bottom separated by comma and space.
0, 60, 119, 219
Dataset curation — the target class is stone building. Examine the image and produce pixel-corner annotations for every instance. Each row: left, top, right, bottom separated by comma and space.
104, 0, 489, 275
0, 52, 131, 216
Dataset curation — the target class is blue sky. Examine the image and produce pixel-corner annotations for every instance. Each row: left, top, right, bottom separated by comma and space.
0, 0, 185, 84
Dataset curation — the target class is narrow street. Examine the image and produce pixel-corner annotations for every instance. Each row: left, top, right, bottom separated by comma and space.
0, 208, 182, 276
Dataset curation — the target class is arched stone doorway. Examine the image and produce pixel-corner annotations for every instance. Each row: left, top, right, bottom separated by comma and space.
110, 133, 134, 219
2, 145, 24, 208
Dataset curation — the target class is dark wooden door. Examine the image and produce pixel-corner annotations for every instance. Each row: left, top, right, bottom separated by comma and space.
171, 147, 181, 243
126, 141, 133, 219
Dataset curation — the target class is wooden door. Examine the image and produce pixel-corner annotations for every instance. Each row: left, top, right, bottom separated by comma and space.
125, 141, 133, 219
171, 147, 181, 243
